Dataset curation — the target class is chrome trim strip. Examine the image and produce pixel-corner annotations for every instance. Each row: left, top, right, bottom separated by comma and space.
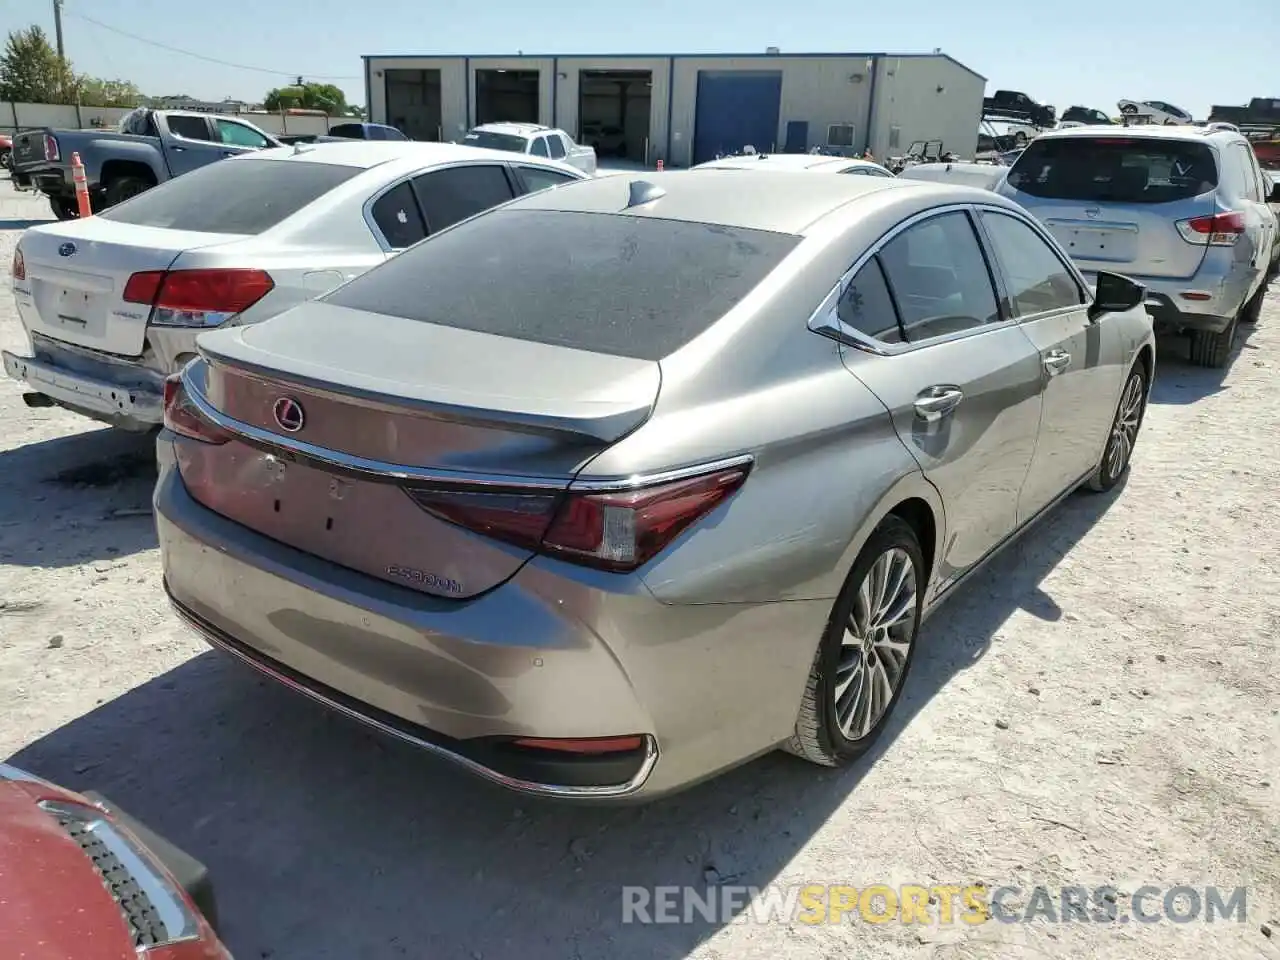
168, 596, 660, 800
180, 367, 754, 493
39, 800, 201, 949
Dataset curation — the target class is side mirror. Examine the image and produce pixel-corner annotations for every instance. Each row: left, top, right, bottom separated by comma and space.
1089, 271, 1146, 321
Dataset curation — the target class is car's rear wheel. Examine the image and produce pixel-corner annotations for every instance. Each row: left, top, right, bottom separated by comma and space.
786, 516, 923, 766
1120, 103, 1138, 115
1188, 316, 1237, 368
50, 196, 78, 220
1240, 286, 1265, 324
1087, 362, 1147, 492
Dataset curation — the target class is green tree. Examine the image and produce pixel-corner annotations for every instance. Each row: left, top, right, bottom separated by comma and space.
263, 81, 347, 114
77, 76, 143, 108
0, 25, 76, 103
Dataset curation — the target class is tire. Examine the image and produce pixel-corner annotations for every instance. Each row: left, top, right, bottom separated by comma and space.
1240, 287, 1264, 324
1014, 131, 1028, 145
1087, 363, 1147, 493
1188, 315, 1237, 368
50, 196, 78, 220
1120, 103, 1138, 115
103, 175, 153, 206
786, 515, 924, 766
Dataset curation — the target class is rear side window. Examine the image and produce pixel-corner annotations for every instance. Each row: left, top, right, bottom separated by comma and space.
98, 159, 360, 235
167, 115, 211, 141
1007, 137, 1218, 203
329, 123, 364, 139
877, 211, 1000, 340
370, 181, 427, 248
838, 258, 903, 343
411, 165, 514, 233
324, 209, 802, 361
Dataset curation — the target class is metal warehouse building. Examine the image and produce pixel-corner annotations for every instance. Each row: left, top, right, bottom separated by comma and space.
362, 50, 986, 167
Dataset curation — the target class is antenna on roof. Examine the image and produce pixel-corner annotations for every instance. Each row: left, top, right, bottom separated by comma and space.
625, 180, 666, 208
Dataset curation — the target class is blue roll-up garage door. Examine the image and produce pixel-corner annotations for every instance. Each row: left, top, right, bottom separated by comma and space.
692, 71, 783, 165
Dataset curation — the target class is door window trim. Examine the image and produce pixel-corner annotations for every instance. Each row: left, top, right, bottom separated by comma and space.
361, 160, 522, 252
970, 205, 1090, 322
808, 203, 1014, 356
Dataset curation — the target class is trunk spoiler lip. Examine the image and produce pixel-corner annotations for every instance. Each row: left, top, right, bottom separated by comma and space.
179, 360, 753, 493
194, 344, 656, 445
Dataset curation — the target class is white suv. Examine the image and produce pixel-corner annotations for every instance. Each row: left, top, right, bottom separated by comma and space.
997, 125, 1278, 367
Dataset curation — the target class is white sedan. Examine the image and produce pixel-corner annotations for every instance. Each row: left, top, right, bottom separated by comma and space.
1117, 99, 1194, 125
3, 141, 589, 430
462, 123, 598, 175
691, 152, 895, 176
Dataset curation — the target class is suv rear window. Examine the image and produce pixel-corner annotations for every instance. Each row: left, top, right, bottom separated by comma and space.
99, 159, 360, 234
1007, 137, 1218, 203
324, 209, 801, 360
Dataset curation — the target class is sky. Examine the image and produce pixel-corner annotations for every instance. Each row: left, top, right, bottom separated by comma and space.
2, 0, 1277, 119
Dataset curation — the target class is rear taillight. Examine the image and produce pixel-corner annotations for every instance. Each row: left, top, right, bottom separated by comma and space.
124, 268, 274, 327
1175, 211, 1246, 246
43, 134, 59, 162
404, 464, 750, 573
162, 374, 231, 444
11, 247, 24, 282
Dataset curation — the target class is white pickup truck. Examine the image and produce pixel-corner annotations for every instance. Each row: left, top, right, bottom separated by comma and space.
462, 123, 598, 175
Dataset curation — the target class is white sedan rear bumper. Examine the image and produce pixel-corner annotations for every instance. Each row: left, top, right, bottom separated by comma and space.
3, 345, 164, 429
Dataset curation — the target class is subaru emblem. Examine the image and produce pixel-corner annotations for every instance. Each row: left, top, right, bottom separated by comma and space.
58, 242, 76, 257
1085, 207, 1100, 220
272, 396, 305, 433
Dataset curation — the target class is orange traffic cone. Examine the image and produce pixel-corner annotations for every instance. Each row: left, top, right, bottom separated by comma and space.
71, 152, 92, 218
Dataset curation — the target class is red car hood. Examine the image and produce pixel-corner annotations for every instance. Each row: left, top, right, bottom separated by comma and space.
0, 779, 225, 960
0, 779, 139, 960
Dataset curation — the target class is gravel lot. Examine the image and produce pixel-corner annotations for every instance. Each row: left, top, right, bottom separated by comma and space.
1, 183, 1277, 960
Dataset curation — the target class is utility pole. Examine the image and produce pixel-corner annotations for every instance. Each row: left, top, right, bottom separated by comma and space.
52, 0, 66, 61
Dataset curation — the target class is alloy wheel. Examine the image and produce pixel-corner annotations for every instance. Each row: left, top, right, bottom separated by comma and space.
833, 547, 917, 740
1106, 371, 1144, 480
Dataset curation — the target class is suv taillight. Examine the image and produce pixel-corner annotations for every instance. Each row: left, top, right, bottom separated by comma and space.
124, 268, 274, 327
162, 374, 231, 444
1175, 211, 1246, 246
43, 134, 59, 162
12, 247, 24, 282
404, 464, 751, 573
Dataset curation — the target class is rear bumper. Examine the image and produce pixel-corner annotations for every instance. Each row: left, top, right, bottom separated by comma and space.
1080, 267, 1253, 335
154, 443, 828, 801
11, 165, 71, 196
3, 341, 165, 429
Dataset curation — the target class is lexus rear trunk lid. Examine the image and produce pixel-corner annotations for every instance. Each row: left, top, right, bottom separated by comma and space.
175, 302, 662, 598
15, 219, 246, 357
1001, 135, 1219, 280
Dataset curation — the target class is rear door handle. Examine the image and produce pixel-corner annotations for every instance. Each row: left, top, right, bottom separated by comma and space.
913, 386, 964, 422
1043, 349, 1072, 375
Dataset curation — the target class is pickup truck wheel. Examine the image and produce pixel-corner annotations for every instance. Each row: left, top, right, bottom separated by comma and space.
104, 176, 153, 206
50, 197, 78, 220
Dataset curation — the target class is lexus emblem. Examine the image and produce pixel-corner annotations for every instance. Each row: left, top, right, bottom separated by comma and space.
272, 396, 305, 433
58, 242, 76, 257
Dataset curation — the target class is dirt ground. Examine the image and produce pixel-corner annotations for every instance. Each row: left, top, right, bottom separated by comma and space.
0, 183, 1277, 960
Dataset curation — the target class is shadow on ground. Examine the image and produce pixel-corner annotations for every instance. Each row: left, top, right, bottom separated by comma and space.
0, 428, 158, 567
0, 218, 50, 230
1148, 318, 1260, 405
11, 482, 1121, 960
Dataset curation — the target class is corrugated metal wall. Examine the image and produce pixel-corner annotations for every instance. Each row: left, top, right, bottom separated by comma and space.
669, 57, 876, 167
365, 54, 984, 163
867, 57, 984, 160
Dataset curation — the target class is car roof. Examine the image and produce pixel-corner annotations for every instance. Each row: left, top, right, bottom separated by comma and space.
1034, 125, 1242, 145
239, 140, 582, 176
693, 154, 888, 173
502, 168, 995, 234
470, 122, 551, 136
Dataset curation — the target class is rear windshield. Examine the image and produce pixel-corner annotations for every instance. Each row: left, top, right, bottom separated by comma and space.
463, 131, 527, 153
324, 209, 801, 361
1007, 137, 1218, 203
98, 158, 361, 234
